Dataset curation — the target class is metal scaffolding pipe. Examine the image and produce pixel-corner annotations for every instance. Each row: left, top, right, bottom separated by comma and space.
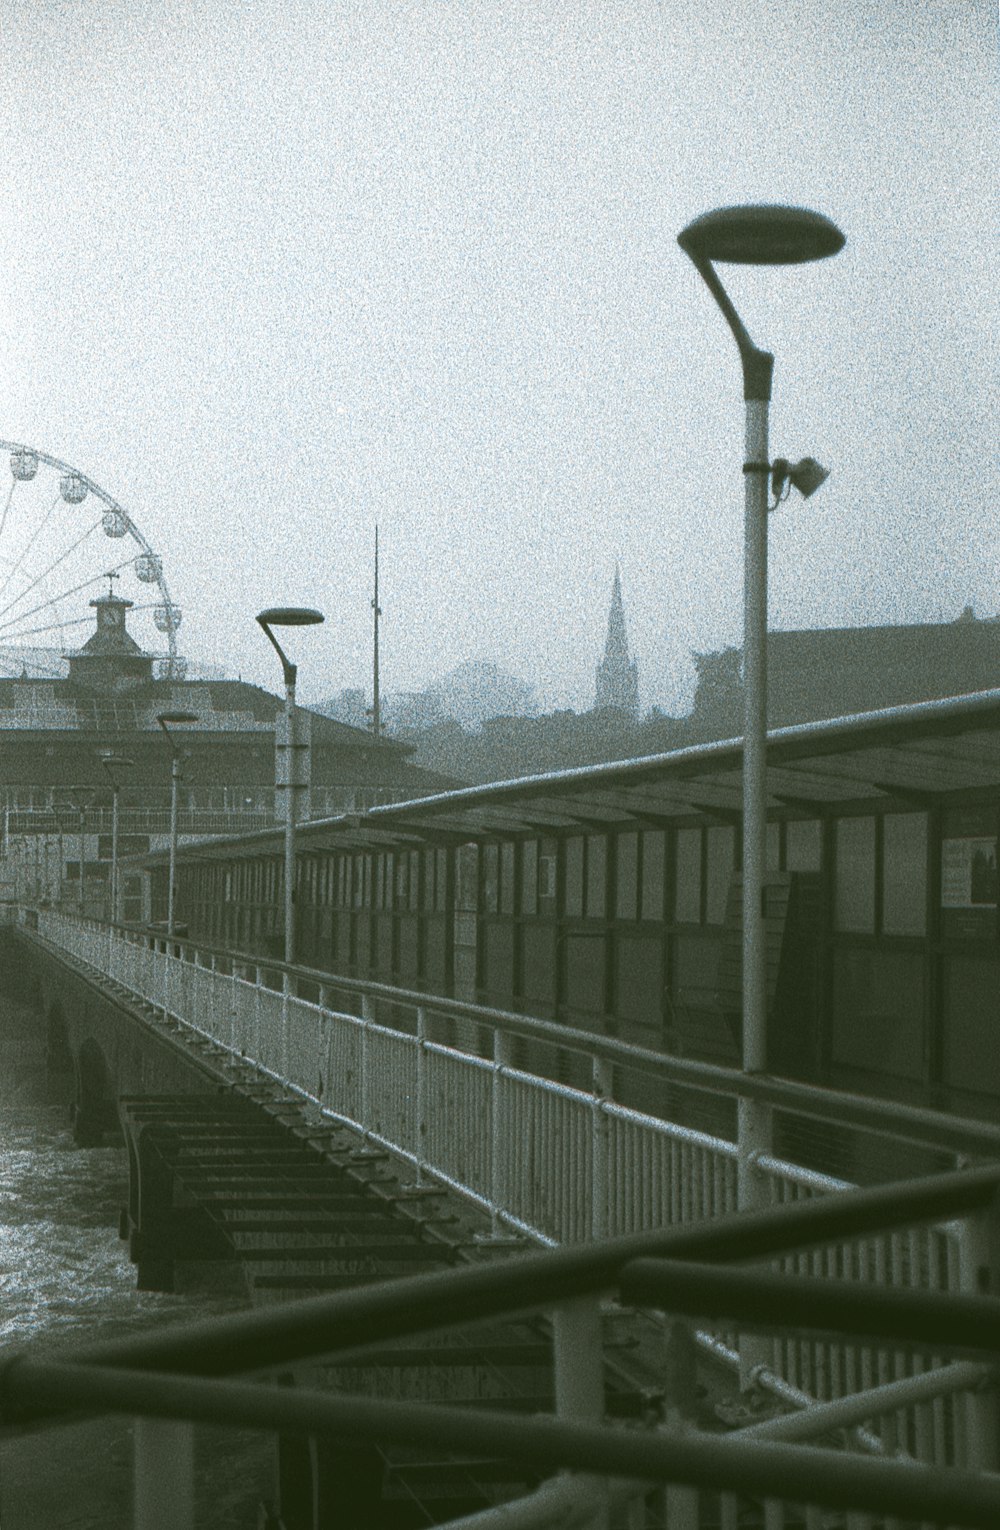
740, 1361, 991, 1444
618, 1258, 1000, 1354
19, 1163, 997, 1388
3, 1359, 1000, 1527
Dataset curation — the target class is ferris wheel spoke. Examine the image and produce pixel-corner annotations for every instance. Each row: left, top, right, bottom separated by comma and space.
0, 611, 94, 643
0, 561, 136, 641
0, 518, 105, 627
0, 480, 16, 550
0, 494, 64, 607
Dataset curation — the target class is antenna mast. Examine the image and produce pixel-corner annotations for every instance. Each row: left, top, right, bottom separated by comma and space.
371, 525, 381, 740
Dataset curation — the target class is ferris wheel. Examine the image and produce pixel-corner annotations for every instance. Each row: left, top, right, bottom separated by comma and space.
0, 441, 183, 680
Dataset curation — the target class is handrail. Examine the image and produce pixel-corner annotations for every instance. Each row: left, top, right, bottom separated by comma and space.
3, 1165, 1000, 1525
4, 1358, 999, 1525
10, 1161, 999, 1383
54, 907, 1000, 1161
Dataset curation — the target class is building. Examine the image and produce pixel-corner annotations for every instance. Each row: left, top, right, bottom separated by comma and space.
689, 609, 1000, 740
0, 591, 456, 915
594, 566, 639, 717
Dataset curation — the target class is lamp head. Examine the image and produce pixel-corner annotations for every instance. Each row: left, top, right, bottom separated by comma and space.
256, 608, 325, 629
771, 456, 831, 501
156, 711, 198, 727
678, 205, 846, 266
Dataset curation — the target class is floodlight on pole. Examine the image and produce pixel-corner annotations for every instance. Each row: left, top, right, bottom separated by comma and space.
256, 607, 324, 969
676, 203, 844, 1232
156, 712, 199, 940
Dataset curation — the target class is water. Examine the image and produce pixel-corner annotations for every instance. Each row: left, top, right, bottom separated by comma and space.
0, 997, 274, 1528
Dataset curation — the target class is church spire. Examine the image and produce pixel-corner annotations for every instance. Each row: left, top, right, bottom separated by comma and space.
595, 564, 639, 717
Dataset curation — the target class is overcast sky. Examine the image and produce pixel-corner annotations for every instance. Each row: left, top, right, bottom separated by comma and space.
0, 0, 995, 713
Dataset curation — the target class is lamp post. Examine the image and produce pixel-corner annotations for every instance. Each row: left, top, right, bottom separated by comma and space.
677, 205, 844, 1195
99, 753, 133, 923
256, 607, 325, 968
156, 712, 198, 939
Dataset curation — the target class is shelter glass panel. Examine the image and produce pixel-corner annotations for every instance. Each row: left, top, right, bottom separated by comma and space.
500, 843, 515, 916
786, 819, 822, 872
705, 825, 735, 926
616, 833, 638, 920
521, 840, 538, 916
834, 817, 875, 933
944, 956, 1000, 1096
586, 835, 607, 919
831, 948, 924, 1080
674, 828, 701, 924
455, 844, 478, 913
482, 844, 499, 915
641, 832, 665, 921
882, 813, 927, 936
564, 837, 584, 918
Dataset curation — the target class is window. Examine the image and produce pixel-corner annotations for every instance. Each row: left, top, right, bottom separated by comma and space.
786, 819, 821, 872
616, 833, 638, 920
521, 841, 538, 916
586, 836, 607, 918
500, 843, 515, 916
835, 818, 875, 933
482, 844, 499, 914
674, 828, 701, 923
705, 825, 735, 925
882, 813, 927, 936
641, 832, 665, 920
564, 838, 584, 917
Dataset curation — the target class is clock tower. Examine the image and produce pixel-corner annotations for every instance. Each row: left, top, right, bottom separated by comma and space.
66, 587, 155, 692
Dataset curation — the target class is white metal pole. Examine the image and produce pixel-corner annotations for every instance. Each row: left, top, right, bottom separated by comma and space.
742, 395, 769, 1080
167, 755, 179, 939
284, 672, 296, 968
736, 376, 775, 1392
134, 1418, 194, 1530
111, 784, 120, 922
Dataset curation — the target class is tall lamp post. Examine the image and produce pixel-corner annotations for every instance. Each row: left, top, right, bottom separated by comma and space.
99, 753, 133, 923
256, 607, 325, 968
156, 712, 198, 939
677, 205, 844, 1198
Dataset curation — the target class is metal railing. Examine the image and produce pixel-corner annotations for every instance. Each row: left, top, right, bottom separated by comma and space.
15, 908, 1000, 1526
2, 1164, 1000, 1528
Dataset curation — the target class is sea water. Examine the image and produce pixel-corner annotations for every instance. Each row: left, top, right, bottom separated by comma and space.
0, 997, 273, 1528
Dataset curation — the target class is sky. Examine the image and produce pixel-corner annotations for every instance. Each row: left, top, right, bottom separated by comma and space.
0, 0, 994, 714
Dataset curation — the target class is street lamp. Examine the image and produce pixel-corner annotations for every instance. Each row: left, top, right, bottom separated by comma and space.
99, 753, 133, 923
256, 607, 325, 967
156, 712, 198, 939
677, 204, 844, 1179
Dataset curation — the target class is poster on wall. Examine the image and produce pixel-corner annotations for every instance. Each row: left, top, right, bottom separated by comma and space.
941, 837, 999, 908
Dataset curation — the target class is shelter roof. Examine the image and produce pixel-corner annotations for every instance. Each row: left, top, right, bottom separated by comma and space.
147, 689, 1000, 864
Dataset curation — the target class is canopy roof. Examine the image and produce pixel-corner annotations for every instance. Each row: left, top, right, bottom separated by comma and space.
146, 689, 1000, 866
